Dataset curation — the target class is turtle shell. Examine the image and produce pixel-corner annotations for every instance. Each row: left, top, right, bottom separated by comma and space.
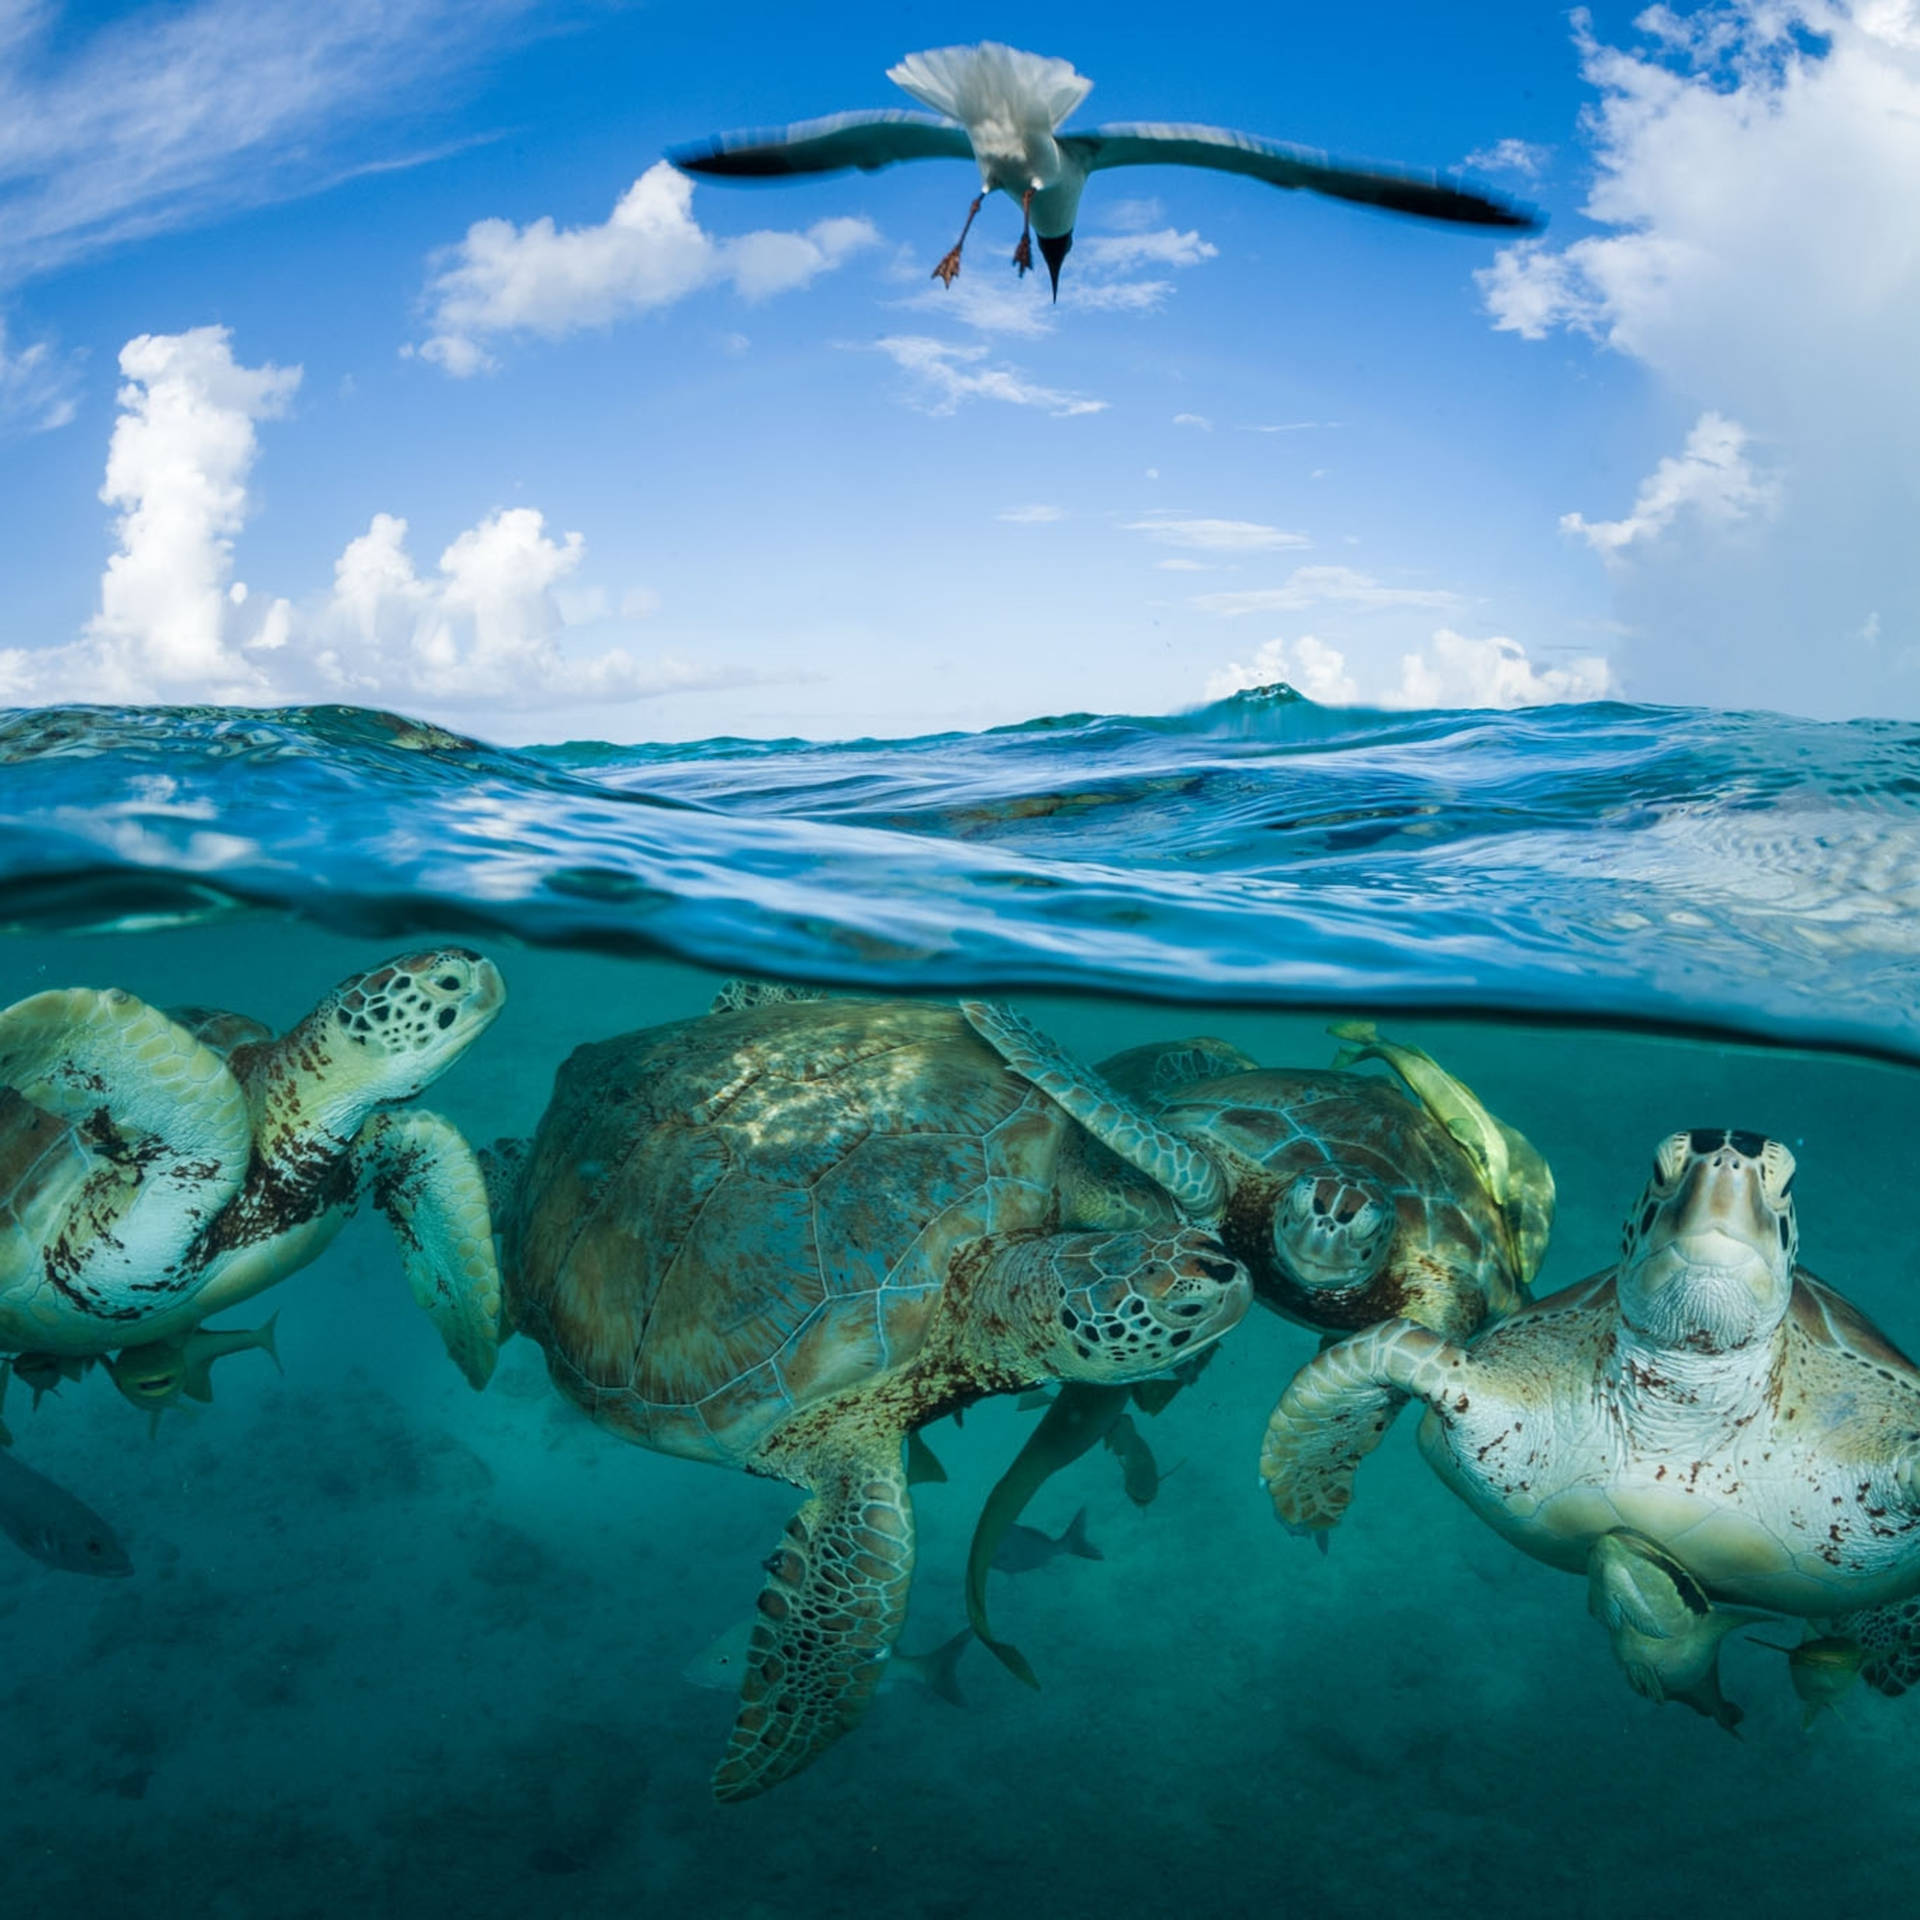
1161, 1068, 1524, 1338
504, 998, 1074, 1467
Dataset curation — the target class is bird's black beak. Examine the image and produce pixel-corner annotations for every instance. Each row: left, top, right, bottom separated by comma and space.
1039, 231, 1073, 304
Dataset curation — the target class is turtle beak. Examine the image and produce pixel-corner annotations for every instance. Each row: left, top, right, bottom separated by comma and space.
1039, 230, 1073, 303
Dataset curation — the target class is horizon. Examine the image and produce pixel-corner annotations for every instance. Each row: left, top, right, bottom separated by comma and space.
1, 1, 1915, 745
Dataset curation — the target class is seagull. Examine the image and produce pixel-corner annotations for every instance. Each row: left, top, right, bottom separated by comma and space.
669, 42, 1539, 302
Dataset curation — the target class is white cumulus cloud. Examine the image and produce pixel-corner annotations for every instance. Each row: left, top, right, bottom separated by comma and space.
1477, 1, 1920, 712
1207, 631, 1614, 708
76, 326, 300, 700
10, 326, 731, 716
871, 336, 1106, 416
417, 162, 879, 374
1561, 410, 1779, 555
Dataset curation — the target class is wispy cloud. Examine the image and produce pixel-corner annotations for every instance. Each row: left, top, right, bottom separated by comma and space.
895, 223, 1214, 337
871, 337, 1106, 417
1126, 513, 1308, 553
1560, 411, 1779, 557
0, 315, 80, 433
1193, 564, 1461, 617
0, 0, 545, 290
998, 504, 1065, 523
1463, 137, 1551, 178
1172, 412, 1212, 431
416, 163, 879, 375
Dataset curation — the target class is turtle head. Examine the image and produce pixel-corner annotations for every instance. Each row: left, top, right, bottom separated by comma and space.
977, 1226, 1250, 1384
1047, 1226, 1251, 1381
316, 948, 506, 1106
1273, 1168, 1395, 1295
1617, 1130, 1797, 1352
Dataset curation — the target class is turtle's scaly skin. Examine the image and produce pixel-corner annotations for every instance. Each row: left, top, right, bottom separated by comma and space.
1263, 1131, 1920, 1624
496, 995, 1251, 1799
970, 1016, 1537, 1343
0, 951, 506, 1389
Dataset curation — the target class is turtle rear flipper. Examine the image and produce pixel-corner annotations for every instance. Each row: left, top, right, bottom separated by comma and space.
355, 1110, 504, 1390
712, 1443, 913, 1803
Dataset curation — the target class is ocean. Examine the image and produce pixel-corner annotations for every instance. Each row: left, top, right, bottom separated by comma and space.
3, 689, 1919, 1918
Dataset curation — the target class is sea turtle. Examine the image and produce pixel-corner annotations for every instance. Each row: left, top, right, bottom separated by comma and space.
959, 1005, 1550, 1341
1262, 1127, 1920, 1717
952, 1007, 1553, 1674
486, 993, 1253, 1801
0, 948, 506, 1396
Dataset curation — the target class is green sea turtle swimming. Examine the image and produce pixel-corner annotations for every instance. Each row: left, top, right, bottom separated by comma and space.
484, 992, 1252, 1801
950, 1006, 1552, 1670
0, 949, 507, 1404
1262, 1128, 1920, 1722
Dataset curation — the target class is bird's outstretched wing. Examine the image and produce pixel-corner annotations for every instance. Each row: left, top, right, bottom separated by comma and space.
1065, 124, 1539, 230
670, 111, 974, 180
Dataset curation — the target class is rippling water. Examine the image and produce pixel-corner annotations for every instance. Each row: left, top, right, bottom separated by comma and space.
6, 687, 1920, 1058
6, 693, 1920, 1919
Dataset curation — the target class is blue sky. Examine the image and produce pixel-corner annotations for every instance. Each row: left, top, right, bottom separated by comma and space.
0, 0, 1914, 742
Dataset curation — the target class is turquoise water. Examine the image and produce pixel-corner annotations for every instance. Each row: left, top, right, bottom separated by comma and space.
4, 694, 1920, 1917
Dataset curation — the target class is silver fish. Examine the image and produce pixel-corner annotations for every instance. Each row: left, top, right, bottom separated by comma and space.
0, 1447, 133, 1577
992, 1505, 1103, 1574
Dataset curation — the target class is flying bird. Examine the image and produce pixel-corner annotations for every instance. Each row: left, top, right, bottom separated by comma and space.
669, 43, 1539, 301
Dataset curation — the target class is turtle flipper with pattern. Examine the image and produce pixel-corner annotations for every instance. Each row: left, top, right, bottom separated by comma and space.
715, 1437, 914, 1800
490, 995, 1252, 1800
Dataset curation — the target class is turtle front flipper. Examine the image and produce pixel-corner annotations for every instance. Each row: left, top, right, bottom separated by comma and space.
0, 987, 252, 1312
712, 1441, 914, 1803
1260, 1317, 1462, 1535
960, 1002, 1228, 1221
354, 1110, 503, 1390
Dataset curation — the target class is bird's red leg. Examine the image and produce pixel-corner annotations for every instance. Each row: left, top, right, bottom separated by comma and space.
1011, 188, 1035, 276
932, 195, 984, 287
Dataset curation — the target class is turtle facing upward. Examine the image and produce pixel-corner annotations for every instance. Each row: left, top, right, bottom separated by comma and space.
487, 994, 1252, 1801
1262, 1128, 1920, 1715
0, 949, 506, 1398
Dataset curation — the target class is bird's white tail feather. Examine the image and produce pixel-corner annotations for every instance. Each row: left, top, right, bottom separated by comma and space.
888, 43, 1092, 133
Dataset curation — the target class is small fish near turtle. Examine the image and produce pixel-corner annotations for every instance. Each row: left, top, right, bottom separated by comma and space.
484, 990, 1252, 1801
1263, 1128, 1920, 1730
955, 1008, 1551, 1677
0, 1441, 133, 1577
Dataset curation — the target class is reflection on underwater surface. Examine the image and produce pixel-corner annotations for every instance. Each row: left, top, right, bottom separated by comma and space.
4, 921, 1920, 1917
7, 696, 1920, 1916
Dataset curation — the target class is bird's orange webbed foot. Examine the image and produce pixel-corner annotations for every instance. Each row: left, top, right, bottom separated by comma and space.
931, 249, 964, 287
1011, 233, 1033, 276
